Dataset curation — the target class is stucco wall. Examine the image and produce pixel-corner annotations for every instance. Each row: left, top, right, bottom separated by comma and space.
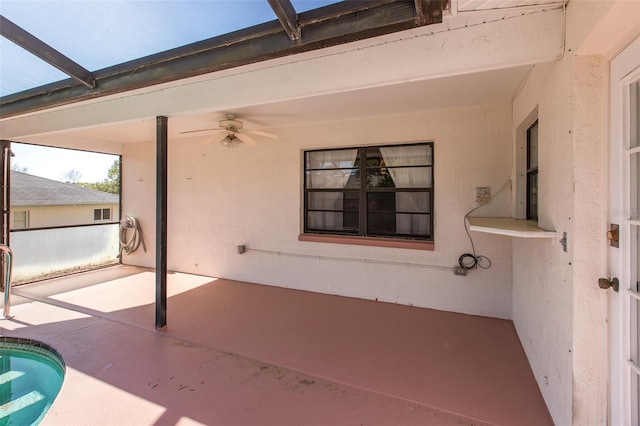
512, 56, 575, 425
511, 1, 639, 424
122, 103, 514, 319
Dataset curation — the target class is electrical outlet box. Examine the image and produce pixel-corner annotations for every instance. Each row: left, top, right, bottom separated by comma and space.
476, 187, 491, 204
454, 266, 467, 276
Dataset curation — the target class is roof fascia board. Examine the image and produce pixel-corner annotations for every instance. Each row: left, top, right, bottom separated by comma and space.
0, 0, 443, 119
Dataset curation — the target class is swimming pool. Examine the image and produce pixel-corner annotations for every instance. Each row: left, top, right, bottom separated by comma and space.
0, 337, 65, 425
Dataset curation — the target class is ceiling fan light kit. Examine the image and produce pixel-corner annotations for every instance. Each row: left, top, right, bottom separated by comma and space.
220, 135, 241, 148
181, 113, 278, 147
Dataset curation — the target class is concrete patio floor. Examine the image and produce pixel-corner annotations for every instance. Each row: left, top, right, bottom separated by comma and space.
1, 265, 553, 425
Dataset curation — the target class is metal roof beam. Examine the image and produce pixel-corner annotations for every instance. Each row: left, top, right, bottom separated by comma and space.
0, 15, 96, 89
0, 0, 447, 119
267, 0, 301, 41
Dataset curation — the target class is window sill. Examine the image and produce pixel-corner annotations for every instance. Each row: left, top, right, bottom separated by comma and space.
468, 217, 556, 238
298, 234, 434, 250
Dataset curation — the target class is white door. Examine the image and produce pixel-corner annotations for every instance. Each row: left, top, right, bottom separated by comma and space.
609, 35, 640, 426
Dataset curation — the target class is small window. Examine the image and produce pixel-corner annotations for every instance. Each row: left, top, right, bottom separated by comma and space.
515, 108, 539, 220
94, 208, 111, 221
303, 143, 434, 240
12, 211, 28, 229
526, 121, 539, 221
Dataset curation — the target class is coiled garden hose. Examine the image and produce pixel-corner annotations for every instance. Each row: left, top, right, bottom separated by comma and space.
119, 216, 147, 256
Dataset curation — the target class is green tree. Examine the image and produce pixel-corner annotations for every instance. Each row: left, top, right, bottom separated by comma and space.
79, 159, 120, 194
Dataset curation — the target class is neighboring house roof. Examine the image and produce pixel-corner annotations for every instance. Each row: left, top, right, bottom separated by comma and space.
10, 171, 118, 206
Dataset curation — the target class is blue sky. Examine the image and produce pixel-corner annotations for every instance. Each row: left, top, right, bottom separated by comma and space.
0, 0, 340, 95
11, 143, 119, 183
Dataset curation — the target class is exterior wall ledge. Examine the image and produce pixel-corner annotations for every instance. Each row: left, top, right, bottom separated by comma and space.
468, 217, 556, 238
298, 234, 434, 250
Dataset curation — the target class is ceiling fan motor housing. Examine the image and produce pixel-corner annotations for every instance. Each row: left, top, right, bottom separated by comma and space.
220, 114, 243, 131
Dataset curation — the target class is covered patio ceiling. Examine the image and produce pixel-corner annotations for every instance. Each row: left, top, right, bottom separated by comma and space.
0, 0, 565, 150
7, 65, 532, 148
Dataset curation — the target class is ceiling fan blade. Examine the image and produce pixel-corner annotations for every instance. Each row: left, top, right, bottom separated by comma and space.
235, 132, 257, 146
247, 130, 278, 139
180, 127, 222, 134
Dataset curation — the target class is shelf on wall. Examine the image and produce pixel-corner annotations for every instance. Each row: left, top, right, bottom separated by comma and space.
468, 217, 556, 238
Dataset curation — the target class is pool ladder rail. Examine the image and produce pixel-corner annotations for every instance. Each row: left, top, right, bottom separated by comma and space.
0, 244, 13, 319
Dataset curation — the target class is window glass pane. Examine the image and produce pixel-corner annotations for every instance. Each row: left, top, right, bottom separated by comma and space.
306, 149, 358, 169
366, 168, 395, 188
396, 192, 430, 213
367, 193, 396, 213
308, 192, 360, 211
635, 227, 640, 426
307, 212, 358, 232
528, 122, 539, 169
367, 192, 430, 237
306, 169, 359, 189
632, 81, 639, 148
527, 172, 538, 220
365, 145, 432, 186
94, 209, 101, 220
636, 226, 640, 294
636, 229, 640, 422
377, 145, 432, 167
396, 213, 430, 236
367, 192, 396, 235
343, 192, 359, 230
367, 167, 431, 188
368, 213, 430, 236
367, 212, 396, 235
367, 192, 430, 213
103, 209, 111, 220
633, 153, 640, 220
633, 295, 640, 366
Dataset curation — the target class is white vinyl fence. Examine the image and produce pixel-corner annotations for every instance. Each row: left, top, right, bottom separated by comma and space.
10, 224, 119, 282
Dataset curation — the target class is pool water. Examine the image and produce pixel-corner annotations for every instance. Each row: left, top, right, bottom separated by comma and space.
0, 338, 65, 425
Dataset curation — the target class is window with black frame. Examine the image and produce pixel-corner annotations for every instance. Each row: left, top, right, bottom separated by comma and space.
304, 143, 433, 240
93, 208, 112, 221
526, 121, 538, 221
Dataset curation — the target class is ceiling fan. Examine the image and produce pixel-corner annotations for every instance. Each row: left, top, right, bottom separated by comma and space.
180, 114, 277, 147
